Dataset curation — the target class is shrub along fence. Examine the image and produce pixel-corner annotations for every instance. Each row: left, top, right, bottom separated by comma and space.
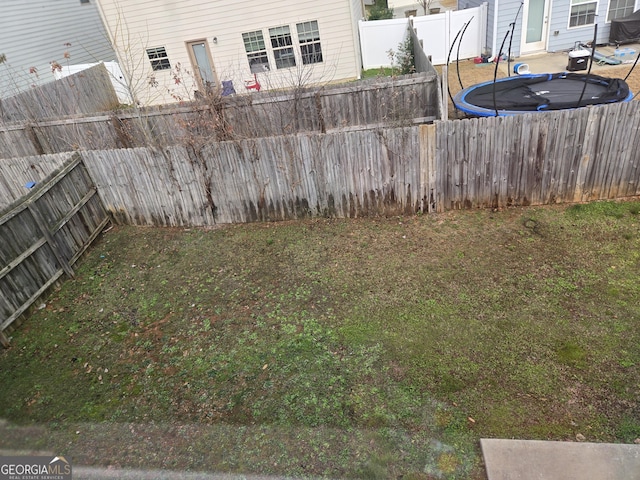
0, 154, 110, 345
0, 73, 441, 157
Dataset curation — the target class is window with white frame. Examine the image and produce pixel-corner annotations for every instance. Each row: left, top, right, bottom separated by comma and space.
297, 21, 323, 65
269, 25, 296, 69
242, 30, 270, 73
146, 47, 171, 71
608, 0, 635, 21
569, 0, 597, 27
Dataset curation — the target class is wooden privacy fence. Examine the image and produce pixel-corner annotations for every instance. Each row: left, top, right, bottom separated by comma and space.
0, 154, 110, 345
80, 101, 640, 226
0, 63, 119, 124
434, 101, 640, 210
83, 127, 422, 226
0, 98, 639, 344
0, 73, 440, 157
1, 100, 640, 230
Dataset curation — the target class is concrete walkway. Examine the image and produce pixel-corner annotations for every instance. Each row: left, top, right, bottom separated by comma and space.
4, 440, 640, 479
481, 439, 640, 480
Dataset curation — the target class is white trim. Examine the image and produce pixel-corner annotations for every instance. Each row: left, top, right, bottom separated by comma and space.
349, 0, 364, 77
566, 0, 599, 30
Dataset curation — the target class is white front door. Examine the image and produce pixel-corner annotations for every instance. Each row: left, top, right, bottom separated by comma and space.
521, 0, 550, 54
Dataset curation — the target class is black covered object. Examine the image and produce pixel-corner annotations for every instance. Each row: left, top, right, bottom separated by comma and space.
610, 9, 640, 44
458, 73, 630, 113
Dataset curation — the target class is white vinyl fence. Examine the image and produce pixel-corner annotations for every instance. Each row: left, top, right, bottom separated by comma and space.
359, 3, 488, 68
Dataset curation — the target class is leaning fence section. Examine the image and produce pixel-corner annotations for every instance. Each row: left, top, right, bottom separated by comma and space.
0, 154, 110, 345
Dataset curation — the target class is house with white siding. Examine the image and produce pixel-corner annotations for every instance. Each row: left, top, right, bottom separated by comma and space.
459, 0, 638, 57
0, 0, 116, 99
94, 0, 367, 106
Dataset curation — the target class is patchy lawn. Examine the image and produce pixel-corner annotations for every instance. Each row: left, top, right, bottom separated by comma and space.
1, 201, 639, 479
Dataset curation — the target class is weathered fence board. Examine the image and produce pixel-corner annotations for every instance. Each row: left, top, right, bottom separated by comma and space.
0, 153, 72, 209
0, 154, 110, 341
0, 126, 40, 158
619, 102, 640, 198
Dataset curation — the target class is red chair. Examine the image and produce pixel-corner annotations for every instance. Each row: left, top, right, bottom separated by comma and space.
244, 73, 261, 92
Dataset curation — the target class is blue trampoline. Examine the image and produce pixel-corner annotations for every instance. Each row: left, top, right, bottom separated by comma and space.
453, 72, 633, 117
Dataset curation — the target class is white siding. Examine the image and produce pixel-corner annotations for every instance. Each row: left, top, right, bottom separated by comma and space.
0, 0, 116, 98
96, 0, 364, 105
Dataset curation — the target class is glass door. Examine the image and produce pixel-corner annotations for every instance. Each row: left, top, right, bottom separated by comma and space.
521, 0, 550, 54
187, 40, 217, 93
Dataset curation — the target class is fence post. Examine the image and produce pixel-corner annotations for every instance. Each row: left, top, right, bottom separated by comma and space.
419, 123, 437, 212
314, 91, 326, 133
441, 66, 448, 121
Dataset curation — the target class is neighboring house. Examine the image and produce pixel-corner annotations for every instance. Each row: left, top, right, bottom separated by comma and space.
93, 0, 367, 106
0, 0, 116, 99
459, 0, 638, 58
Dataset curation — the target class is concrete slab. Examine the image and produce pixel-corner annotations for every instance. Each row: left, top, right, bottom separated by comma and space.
498, 42, 640, 75
481, 439, 640, 480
